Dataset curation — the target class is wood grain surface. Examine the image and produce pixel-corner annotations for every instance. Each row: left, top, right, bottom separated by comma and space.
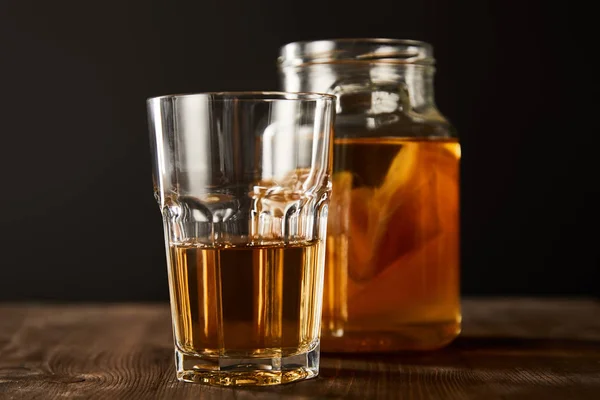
1, 298, 599, 399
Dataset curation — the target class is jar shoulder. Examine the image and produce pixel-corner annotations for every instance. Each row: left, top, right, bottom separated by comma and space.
335, 105, 458, 140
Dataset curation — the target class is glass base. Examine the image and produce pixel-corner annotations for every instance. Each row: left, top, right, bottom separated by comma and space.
175, 343, 320, 386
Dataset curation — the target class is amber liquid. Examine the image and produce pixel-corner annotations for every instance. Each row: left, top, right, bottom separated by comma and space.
169, 240, 324, 358
322, 137, 461, 352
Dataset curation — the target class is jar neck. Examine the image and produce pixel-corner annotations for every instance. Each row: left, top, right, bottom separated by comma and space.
281, 63, 436, 111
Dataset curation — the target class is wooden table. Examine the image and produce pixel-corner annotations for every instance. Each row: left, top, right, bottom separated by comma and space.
1, 298, 599, 399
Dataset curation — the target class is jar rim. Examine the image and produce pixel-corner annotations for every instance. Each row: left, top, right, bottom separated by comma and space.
277, 38, 435, 68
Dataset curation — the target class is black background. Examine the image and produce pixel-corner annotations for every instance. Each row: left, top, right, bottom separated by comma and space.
0, 0, 596, 301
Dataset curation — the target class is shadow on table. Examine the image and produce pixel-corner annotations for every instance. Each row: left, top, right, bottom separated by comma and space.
232, 336, 600, 399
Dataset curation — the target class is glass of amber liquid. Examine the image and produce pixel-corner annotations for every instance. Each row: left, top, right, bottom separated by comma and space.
278, 39, 461, 352
147, 92, 336, 385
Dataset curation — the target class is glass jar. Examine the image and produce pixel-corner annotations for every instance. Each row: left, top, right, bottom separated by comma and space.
277, 39, 461, 352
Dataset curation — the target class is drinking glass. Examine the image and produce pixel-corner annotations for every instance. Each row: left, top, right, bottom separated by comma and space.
147, 92, 336, 385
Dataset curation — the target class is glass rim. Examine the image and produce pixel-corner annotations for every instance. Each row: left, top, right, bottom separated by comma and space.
147, 91, 336, 103
277, 38, 435, 68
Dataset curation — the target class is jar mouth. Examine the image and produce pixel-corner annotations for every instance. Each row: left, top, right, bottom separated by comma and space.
277, 38, 434, 68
